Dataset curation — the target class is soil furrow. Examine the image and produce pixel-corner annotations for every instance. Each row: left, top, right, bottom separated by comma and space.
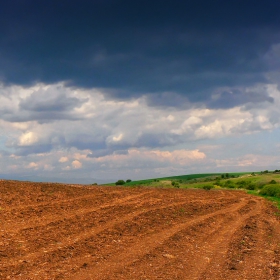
220, 199, 280, 280
0, 197, 234, 268
72, 198, 249, 280
194, 198, 262, 280
0, 196, 244, 279
1, 191, 154, 232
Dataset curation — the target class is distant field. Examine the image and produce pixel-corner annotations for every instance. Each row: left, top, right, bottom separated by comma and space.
105, 172, 254, 186
105, 171, 280, 208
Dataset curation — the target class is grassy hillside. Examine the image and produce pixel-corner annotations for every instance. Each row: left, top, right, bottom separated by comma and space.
103, 172, 253, 187
102, 171, 280, 209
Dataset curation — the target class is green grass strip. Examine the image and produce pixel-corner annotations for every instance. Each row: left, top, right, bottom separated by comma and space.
247, 190, 280, 210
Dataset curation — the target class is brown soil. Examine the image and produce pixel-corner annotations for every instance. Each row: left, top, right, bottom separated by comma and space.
0, 180, 279, 280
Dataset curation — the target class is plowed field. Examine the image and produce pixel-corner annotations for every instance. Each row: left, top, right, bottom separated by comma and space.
0, 180, 280, 280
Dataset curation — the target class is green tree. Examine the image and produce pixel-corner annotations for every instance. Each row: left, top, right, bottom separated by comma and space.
115, 180, 125, 185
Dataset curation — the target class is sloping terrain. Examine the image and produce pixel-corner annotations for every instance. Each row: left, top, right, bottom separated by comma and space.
0, 180, 279, 279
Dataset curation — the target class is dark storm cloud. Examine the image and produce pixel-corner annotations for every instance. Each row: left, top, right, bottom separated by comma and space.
4, 111, 83, 124
66, 139, 107, 151
208, 88, 274, 109
0, 0, 279, 106
15, 144, 53, 156
20, 91, 87, 112
135, 133, 183, 148
87, 149, 128, 158
1, 85, 89, 123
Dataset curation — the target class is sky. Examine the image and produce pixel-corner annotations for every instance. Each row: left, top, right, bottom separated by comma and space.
0, 0, 280, 183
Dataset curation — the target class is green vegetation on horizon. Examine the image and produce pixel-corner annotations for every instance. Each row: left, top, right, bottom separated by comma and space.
101, 170, 280, 210
104, 171, 255, 186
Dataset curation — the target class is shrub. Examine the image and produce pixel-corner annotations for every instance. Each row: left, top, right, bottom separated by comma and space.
236, 180, 248, 189
244, 183, 256, 190
203, 185, 213, 190
115, 180, 125, 185
224, 180, 235, 189
269, 179, 277, 184
126, 179, 132, 183
215, 178, 223, 186
255, 181, 266, 189
172, 181, 180, 188
259, 184, 280, 197
92, 183, 98, 185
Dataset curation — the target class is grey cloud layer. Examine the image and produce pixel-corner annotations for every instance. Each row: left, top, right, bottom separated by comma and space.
0, 83, 279, 156
0, 83, 279, 182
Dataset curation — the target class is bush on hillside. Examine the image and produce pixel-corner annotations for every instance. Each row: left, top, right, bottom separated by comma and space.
269, 179, 277, 184
126, 179, 132, 183
215, 178, 223, 186
172, 181, 180, 188
259, 184, 280, 197
244, 183, 256, 190
224, 180, 235, 188
236, 180, 248, 189
115, 180, 125, 185
203, 185, 213, 190
255, 181, 266, 189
